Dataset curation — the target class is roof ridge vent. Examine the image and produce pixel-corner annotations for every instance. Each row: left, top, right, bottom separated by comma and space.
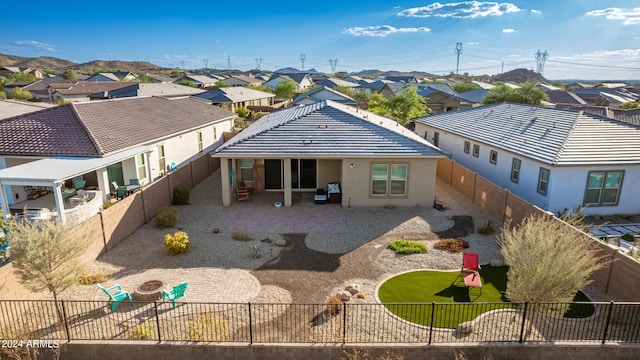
530, 117, 537, 123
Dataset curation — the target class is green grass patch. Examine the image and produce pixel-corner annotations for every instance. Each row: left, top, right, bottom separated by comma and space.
378, 266, 594, 329
388, 240, 427, 255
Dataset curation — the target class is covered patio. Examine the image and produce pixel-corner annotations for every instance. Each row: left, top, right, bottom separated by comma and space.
0, 145, 152, 224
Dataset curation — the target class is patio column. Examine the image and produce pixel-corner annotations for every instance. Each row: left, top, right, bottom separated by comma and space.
220, 158, 231, 206
0, 184, 10, 221
96, 168, 110, 203
53, 182, 67, 224
283, 158, 292, 207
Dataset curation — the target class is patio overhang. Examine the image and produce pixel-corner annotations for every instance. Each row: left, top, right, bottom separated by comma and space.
0, 145, 153, 223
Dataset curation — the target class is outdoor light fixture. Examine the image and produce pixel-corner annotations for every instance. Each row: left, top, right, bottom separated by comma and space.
350, 163, 356, 168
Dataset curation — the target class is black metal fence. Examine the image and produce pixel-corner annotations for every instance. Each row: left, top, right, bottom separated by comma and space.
1, 300, 639, 344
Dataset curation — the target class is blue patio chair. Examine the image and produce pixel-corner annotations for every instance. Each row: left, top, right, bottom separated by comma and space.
97, 283, 132, 311
161, 282, 188, 308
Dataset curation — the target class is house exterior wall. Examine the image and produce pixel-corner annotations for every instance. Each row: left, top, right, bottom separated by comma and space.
340, 157, 437, 207
416, 122, 640, 216
317, 159, 341, 189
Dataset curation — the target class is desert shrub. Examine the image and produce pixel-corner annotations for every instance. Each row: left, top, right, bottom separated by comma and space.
252, 244, 262, 258
236, 106, 250, 118
433, 238, 470, 253
7, 87, 33, 101
327, 295, 344, 315
619, 214, 634, 221
155, 206, 178, 228
621, 233, 635, 242
164, 231, 190, 255
188, 311, 229, 341
231, 232, 253, 242
356, 292, 366, 299
173, 185, 190, 205
79, 272, 108, 285
477, 221, 495, 235
128, 321, 155, 340
388, 240, 427, 255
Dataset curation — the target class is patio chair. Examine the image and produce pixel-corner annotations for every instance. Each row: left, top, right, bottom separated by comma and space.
111, 181, 127, 199
162, 282, 188, 308
97, 283, 132, 311
461, 252, 482, 296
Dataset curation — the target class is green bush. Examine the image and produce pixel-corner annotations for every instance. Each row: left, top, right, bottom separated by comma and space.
154, 206, 178, 228
388, 240, 427, 255
477, 221, 495, 235
164, 231, 190, 255
433, 238, 470, 253
236, 106, 250, 118
7, 88, 33, 101
173, 185, 190, 205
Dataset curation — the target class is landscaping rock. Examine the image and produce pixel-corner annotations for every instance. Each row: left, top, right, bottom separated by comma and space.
456, 321, 473, 334
345, 284, 361, 295
490, 259, 504, 267
337, 290, 351, 301
275, 239, 287, 247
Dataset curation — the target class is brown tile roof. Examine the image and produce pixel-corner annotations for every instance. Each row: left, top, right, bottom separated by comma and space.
0, 97, 235, 157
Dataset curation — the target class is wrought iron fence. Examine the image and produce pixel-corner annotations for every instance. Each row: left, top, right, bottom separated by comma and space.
0, 300, 638, 344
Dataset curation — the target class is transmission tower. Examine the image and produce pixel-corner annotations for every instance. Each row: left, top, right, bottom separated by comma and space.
254, 58, 263, 70
227, 55, 232, 70
300, 54, 306, 71
534, 49, 549, 75
203, 59, 209, 68
329, 58, 338, 73
180, 60, 185, 69
454, 42, 463, 74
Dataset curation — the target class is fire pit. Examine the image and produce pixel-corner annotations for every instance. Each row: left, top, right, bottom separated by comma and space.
133, 280, 166, 301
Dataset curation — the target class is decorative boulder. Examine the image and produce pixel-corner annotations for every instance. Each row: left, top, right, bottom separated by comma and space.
345, 284, 361, 295
456, 321, 473, 334
275, 239, 287, 247
490, 259, 504, 267
337, 290, 351, 301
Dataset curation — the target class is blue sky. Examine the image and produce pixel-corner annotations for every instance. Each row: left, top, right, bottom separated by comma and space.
2, 1, 640, 80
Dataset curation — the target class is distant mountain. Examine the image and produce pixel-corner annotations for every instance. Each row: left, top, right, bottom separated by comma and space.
491, 68, 548, 84
0, 53, 76, 70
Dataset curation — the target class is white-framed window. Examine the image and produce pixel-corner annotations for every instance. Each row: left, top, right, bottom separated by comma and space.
464, 141, 470, 154
489, 150, 498, 165
157, 145, 165, 173
511, 158, 521, 183
537, 167, 550, 195
584, 170, 624, 206
371, 163, 407, 196
197, 132, 203, 152
136, 154, 146, 179
473, 144, 480, 158
239, 159, 254, 182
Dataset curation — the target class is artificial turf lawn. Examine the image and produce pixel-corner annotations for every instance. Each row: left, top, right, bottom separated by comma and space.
378, 266, 594, 329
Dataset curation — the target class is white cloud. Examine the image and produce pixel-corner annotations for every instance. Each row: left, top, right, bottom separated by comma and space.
343, 25, 431, 37
13, 40, 55, 51
531, 9, 541, 15
586, 7, 640, 25
398, 1, 520, 19
502, 28, 516, 33
163, 53, 188, 61
467, 42, 479, 45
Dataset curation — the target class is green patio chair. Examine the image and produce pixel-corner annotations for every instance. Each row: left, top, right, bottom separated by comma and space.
161, 282, 188, 308
97, 283, 132, 311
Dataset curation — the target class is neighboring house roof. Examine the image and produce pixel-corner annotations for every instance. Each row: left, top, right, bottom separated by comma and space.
0, 100, 57, 120
459, 89, 490, 104
384, 83, 461, 99
146, 74, 175, 83
175, 75, 218, 86
292, 86, 357, 105
49, 81, 133, 96
385, 75, 417, 83
565, 106, 640, 127
214, 100, 445, 158
0, 97, 235, 157
536, 83, 561, 91
266, 73, 313, 86
471, 81, 495, 90
194, 87, 275, 103
87, 72, 120, 81
414, 102, 640, 165
314, 77, 358, 89
360, 79, 393, 90
226, 75, 263, 86
547, 90, 587, 105
96, 83, 206, 99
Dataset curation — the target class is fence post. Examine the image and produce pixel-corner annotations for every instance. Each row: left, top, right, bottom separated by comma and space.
60, 300, 71, 342
428, 302, 435, 345
248, 302, 253, 344
342, 303, 347, 344
154, 302, 161, 343
602, 301, 615, 344
519, 302, 528, 343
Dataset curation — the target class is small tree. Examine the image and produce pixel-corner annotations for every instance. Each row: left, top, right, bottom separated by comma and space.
452, 82, 480, 94
620, 102, 639, 110
7, 87, 33, 101
332, 85, 355, 97
499, 214, 606, 304
62, 69, 78, 81
387, 86, 429, 125
274, 79, 297, 99
10, 219, 88, 322
483, 82, 549, 106
352, 89, 370, 103
214, 80, 231, 88
367, 93, 390, 117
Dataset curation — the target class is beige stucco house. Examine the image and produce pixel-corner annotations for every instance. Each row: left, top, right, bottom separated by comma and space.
212, 100, 446, 207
